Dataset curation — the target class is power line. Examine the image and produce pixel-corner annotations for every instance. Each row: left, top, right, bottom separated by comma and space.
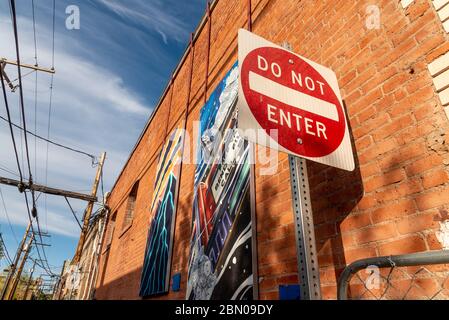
64, 197, 82, 230
0, 164, 20, 178
44, 74, 54, 234
0, 233, 13, 265
31, 0, 39, 184
51, 0, 56, 70
100, 166, 105, 202
0, 115, 96, 162
9, 69, 35, 84
0, 187, 19, 245
10, 0, 33, 184
0, 61, 23, 183
1, 80, 53, 277
9, 0, 55, 278
31, 0, 38, 66
10, 2, 42, 260
44, 0, 57, 237
23, 192, 54, 276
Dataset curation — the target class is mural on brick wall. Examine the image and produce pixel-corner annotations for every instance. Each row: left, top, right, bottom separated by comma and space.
140, 129, 184, 297
186, 63, 255, 300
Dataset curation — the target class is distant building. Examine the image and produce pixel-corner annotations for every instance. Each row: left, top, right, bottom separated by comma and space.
55, 207, 108, 300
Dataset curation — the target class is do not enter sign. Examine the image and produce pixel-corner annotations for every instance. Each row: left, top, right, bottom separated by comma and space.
237, 29, 355, 171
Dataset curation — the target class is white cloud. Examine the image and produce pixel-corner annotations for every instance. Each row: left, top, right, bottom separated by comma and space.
0, 186, 81, 238
97, 0, 191, 44
0, 11, 150, 238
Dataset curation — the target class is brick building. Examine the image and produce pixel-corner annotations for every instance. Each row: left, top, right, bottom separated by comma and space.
94, 0, 449, 300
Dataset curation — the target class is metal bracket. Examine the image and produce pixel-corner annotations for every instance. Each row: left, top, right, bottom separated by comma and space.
289, 156, 321, 300
1, 62, 17, 92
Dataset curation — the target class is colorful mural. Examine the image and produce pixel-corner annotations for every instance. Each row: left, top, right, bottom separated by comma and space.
140, 129, 184, 297
186, 63, 255, 300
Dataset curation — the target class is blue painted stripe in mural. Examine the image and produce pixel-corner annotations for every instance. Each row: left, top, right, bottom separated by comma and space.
140, 130, 183, 297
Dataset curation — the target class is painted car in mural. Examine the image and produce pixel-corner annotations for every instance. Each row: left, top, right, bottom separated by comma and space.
140, 129, 184, 297
186, 63, 255, 300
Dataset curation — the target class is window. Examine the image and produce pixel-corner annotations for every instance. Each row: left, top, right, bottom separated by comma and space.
122, 181, 139, 231
104, 213, 117, 250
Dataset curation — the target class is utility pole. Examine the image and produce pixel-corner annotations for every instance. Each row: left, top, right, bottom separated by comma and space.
29, 276, 41, 300
51, 275, 60, 300
0, 176, 97, 203
6, 232, 34, 300
72, 152, 106, 264
1, 57, 55, 92
83, 204, 109, 300
22, 259, 37, 300
53, 260, 68, 300
0, 222, 31, 300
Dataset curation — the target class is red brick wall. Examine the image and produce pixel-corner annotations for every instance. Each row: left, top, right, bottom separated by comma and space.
95, 0, 449, 300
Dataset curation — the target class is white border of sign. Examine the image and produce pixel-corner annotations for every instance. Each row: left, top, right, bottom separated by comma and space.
237, 29, 355, 171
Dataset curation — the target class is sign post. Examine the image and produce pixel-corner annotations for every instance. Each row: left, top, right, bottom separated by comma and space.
288, 156, 321, 299
237, 29, 355, 300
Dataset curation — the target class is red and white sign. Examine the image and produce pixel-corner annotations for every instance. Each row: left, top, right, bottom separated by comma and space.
238, 29, 355, 171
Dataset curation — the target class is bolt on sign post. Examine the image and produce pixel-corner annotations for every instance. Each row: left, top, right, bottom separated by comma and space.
237, 29, 355, 300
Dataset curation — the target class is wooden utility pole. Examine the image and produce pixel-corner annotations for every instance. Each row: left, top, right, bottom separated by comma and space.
72, 152, 106, 264
1, 57, 55, 92
53, 260, 68, 300
33, 276, 42, 300
22, 259, 37, 300
0, 61, 15, 91
0, 176, 97, 203
0, 222, 31, 300
0, 58, 55, 74
6, 233, 34, 300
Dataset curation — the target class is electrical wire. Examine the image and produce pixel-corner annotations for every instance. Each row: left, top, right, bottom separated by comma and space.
44, 0, 57, 237
100, 166, 105, 203
0, 65, 24, 183
1, 85, 53, 276
64, 197, 83, 230
0, 164, 20, 178
23, 191, 54, 276
0, 233, 13, 265
31, 0, 39, 184
10, 0, 33, 184
9, 0, 55, 277
0, 187, 19, 245
51, 0, 55, 70
1, 19, 54, 278
31, 0, 38, 67
9, 69, 36, 84
0, 115, 96, 164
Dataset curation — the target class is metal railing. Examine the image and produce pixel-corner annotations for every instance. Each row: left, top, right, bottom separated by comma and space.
338, 250, 449, 300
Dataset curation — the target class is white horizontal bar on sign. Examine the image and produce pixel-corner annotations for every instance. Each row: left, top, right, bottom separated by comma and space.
428, 51, 449, 76
440, 87, 449, 106
439, 3, 449, 21
401, 0, 413, 8
433, 0, 449, 11
248, 71, 339, 121
433, 69, 449, 92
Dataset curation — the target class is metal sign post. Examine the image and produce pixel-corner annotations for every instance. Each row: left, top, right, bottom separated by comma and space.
282, 41, 321, 300
289, 156, 321, 300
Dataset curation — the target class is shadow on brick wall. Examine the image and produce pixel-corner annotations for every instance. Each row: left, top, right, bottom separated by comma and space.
95, 267, 142, 300
95, 265, 190, 300
308, 100, 364, 296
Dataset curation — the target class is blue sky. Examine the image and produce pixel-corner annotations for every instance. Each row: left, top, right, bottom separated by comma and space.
0, 0, 205, 280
